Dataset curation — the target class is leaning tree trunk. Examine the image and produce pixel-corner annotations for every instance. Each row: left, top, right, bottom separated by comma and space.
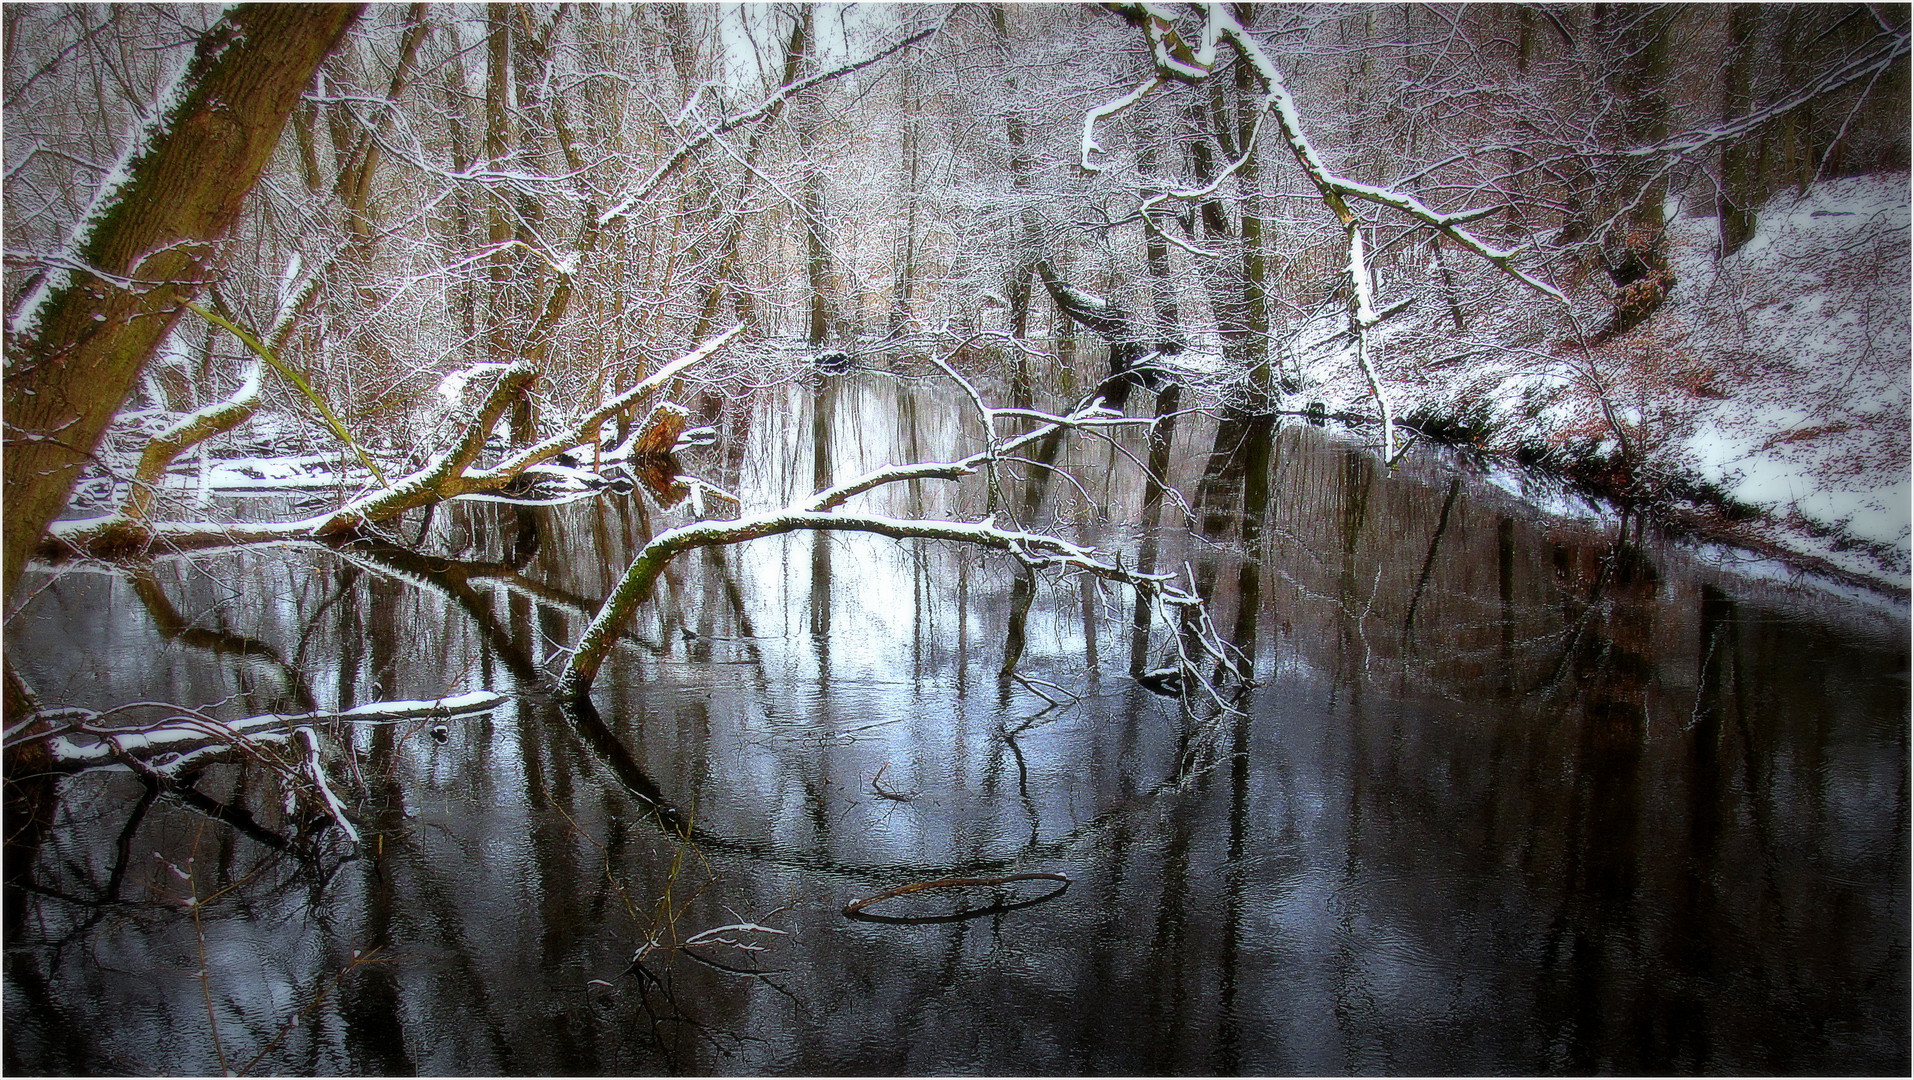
2, 3, 362, 601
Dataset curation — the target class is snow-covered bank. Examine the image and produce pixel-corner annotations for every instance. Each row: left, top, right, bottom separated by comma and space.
1291, 172, 1911, 595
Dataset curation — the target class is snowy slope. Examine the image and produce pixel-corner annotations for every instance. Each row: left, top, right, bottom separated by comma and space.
1282, 172, 1911, 591
1661, 174, 1910, 572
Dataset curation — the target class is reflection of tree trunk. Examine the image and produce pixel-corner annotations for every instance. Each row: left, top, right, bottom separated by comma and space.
104, 782, 158, 902
128, 566, 318, 712
1228, 417, 1274, 677
1497, 516, 1516, 697
1331, 705, 1371, 1066
956, 552, 971, 697
1193, 408, 1254, 537
1130, 386, 1182, 675
1000, 569, 1036, 683
703, 545, 766, 671
1664, 583, 1736, 1064
1, 950, 96, 1070
3, 670, 58, 935
1079, 517, 1102, 676
1142, 800, 1196, 1072
810, 380, 834, 678
507, 503, 541, 569
1336, 448, 1375, 672
999, 425, 1067, 680
1215, 692, 1252, 1073
1550, 519, 1656, 1071
1399, 474, 1462, 653
1215, 429, 1271, 1070
341, 573, 417, 1074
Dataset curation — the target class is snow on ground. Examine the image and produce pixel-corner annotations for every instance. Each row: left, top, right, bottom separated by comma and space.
1661, 175, 1910, 563
1283, 171, 1911, 592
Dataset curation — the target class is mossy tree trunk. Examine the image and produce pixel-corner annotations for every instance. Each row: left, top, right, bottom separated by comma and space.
2, 3, 361, 601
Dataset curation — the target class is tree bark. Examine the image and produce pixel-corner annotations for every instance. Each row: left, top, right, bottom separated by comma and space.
1593, 3, 1677, 339
1716, 4, 1762, 256
3, 3, 361, 601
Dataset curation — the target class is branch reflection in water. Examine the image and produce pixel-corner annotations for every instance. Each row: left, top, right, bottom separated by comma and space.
4, 372, 1907, 1075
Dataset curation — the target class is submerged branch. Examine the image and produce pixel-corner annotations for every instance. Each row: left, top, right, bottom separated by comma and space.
842, 873, 1071, 918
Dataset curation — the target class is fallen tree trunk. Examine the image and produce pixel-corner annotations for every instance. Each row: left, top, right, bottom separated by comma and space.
37, 324, 743, 561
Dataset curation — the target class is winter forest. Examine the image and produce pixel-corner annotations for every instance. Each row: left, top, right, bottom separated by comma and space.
4, 3, 1909, 1075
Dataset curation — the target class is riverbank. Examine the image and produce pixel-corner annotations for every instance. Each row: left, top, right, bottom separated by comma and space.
1290, 171, 1910, 597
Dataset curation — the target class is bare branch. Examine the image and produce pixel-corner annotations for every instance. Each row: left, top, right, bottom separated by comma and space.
597, 20, 944, 228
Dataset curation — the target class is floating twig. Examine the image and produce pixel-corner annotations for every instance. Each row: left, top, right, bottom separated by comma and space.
869, 763, 918, 802
842, 872, 1070, 917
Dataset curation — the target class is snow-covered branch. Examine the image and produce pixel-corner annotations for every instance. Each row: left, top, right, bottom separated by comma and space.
120, 358, 263, 523
1080, 75, 1163, 174
12, 691, 505, 776
560, 384, 1242, 699
1097, 2, 1568, 452
1614, 31, 1908, 163
42, 325, 744, 558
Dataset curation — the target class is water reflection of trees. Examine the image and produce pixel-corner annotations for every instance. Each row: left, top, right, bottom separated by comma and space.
4, 377, 1907, 1073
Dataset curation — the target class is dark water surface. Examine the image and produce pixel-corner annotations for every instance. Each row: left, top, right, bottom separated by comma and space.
5, 375, 1908, 1074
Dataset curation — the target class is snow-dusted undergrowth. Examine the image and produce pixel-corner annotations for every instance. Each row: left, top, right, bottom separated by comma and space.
1665, 175, 1909, 562
1285, 172, 1910, 592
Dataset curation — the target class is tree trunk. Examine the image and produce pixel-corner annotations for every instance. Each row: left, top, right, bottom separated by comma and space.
1593, 3, 1677, 340
888, 56, 921, 339
1716, 4, 1762, 256
2, 3, 361, 600
485, 3, 515, 364
692, 9, 807, 342
794, 10, 831, 347
1232, 30, 1270, 404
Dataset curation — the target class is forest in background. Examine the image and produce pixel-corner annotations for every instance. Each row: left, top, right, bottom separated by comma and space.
3, 10, 1909, 1071
4, 2, 1908, 584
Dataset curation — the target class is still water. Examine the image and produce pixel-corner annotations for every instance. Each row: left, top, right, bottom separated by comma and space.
5, 373, 1908, 1074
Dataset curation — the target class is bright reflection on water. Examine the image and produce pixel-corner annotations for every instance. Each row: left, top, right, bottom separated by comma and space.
5, 373, 1908, 1075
